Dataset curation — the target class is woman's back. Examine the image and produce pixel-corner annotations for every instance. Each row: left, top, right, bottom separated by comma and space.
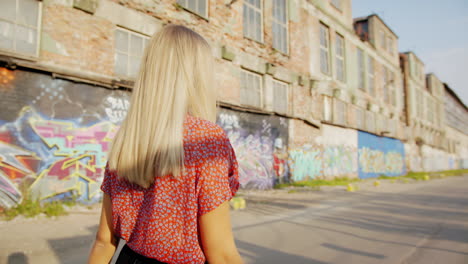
101, 115, 239, 263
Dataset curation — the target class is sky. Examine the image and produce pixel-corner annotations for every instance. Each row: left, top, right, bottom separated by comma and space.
352, 0, 468, 106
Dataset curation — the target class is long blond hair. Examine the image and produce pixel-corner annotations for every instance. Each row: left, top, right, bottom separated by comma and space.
108, 24, 216, 188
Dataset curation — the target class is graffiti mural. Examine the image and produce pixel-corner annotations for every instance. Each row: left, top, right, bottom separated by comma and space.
217, 108, 289, 189
0, 67, 130, 207
358, 131, 406, 179
289, 124, 358, 182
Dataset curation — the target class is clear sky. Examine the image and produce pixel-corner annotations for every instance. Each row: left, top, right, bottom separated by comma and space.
352, 0, 468, 106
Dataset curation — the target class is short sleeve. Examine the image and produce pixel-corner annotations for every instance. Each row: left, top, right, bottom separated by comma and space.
197, 135, 239, 216
100, 162, 114, 196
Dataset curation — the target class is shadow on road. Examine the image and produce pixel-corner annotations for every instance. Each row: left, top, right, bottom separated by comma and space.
236, 239, 329, 264
7, 252, 29, 264
47, 224, 98, 264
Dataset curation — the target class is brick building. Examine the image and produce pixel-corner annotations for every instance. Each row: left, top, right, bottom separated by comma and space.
0, 0, 466, 208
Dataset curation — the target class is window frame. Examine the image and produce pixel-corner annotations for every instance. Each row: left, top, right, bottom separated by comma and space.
176, 0, 209, 20
319, 22, 331, 75
272, 78, 289, 114
335, 32, 345, 82
0, 0, 42, 59
243, 0, 264, 43
114, 27, 150, 79
240, 68, 263, 109
272, 0, 288, 54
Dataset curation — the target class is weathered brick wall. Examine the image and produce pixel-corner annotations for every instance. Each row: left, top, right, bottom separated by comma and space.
41, 3, 114, 76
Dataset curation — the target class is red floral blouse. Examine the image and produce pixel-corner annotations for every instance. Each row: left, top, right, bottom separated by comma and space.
101, 115, 240, 263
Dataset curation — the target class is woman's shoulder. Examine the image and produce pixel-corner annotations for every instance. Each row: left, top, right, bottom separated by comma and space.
186, 115, 227, 139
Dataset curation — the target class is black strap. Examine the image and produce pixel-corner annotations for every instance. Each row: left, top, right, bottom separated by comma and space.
116, 244, 167, 264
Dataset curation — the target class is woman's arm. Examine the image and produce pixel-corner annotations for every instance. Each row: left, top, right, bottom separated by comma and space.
88, 194, 117, 264
199, 201, 243, 264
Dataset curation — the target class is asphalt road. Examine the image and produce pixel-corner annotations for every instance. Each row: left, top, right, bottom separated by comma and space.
1, 175, 467, 264
233, 176, 468, 264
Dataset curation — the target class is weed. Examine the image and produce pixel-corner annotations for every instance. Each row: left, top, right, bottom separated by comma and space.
275, 177, 360, 189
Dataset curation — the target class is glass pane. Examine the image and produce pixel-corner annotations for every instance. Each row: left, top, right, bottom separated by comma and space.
115, 29, 128, 52
15, 25, 36, 55
0, 0, 16, 21
243, 5, 248, 37
256, 12, 261, 41
130, 34, 143, 56
18, 0, 38, 27
115, 52, 128, 76
0, 21, 14, 50
188, 0, 196, 11
129, 56, 141, 77
249, 7, 254, 39
280, 0, 286, 23
198, 0, 206, 17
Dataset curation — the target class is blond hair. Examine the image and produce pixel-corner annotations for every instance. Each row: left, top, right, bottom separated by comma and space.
108, 24, 216, 188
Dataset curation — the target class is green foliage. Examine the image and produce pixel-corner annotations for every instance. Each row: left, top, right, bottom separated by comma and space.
275, 177, 360, 189
2, 194, 78, 220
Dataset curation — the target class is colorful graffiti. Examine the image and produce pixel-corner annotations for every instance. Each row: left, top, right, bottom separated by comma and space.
358, 131, 406, 178
217, 109, 289, 189
0, 67, 129, 208
289, 145, 357, 182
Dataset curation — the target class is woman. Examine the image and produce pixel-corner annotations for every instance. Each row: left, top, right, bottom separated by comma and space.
87, 24, 243, 264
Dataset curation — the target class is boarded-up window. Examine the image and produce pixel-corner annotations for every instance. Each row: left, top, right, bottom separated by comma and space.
272, 79, 288, 114
177, 0, 208, 18
365, 111, 375, 132
114, 27, 149, 78
272, 0, 288, 54
357, 48, 365, 90
367, 56, 375, 96
240, 69, 262, 108
335, 33, 345, 82
0, 0, 41, 56
243, 0, 262, 42
334, 99, 347, 125
320, 23, 330, 74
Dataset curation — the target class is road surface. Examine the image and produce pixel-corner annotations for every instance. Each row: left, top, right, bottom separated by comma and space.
1, 175, 467, 264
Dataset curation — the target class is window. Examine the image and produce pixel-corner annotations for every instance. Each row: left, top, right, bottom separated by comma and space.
356, 107, 364, 129
243, 0, 263, 42
0, 0, 41, 57
272, 0, 288, 54
357, 48, 365, 90
387, 36, 393, 54
367, 56, 375, 96
335, 33, 345, 82
330, 0, 342, 10
114, 27, 149, 78
334, 99, 347, 125
177, 0, 208, 18
380, 30, 386, 50
323, 96, 332, 122
272, 79, 288, 114
365, 111, 375, 132
382, 66, 389, 103
240, 69, 262, 108
416, 89, 423, 118
320, 23, 330, 75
